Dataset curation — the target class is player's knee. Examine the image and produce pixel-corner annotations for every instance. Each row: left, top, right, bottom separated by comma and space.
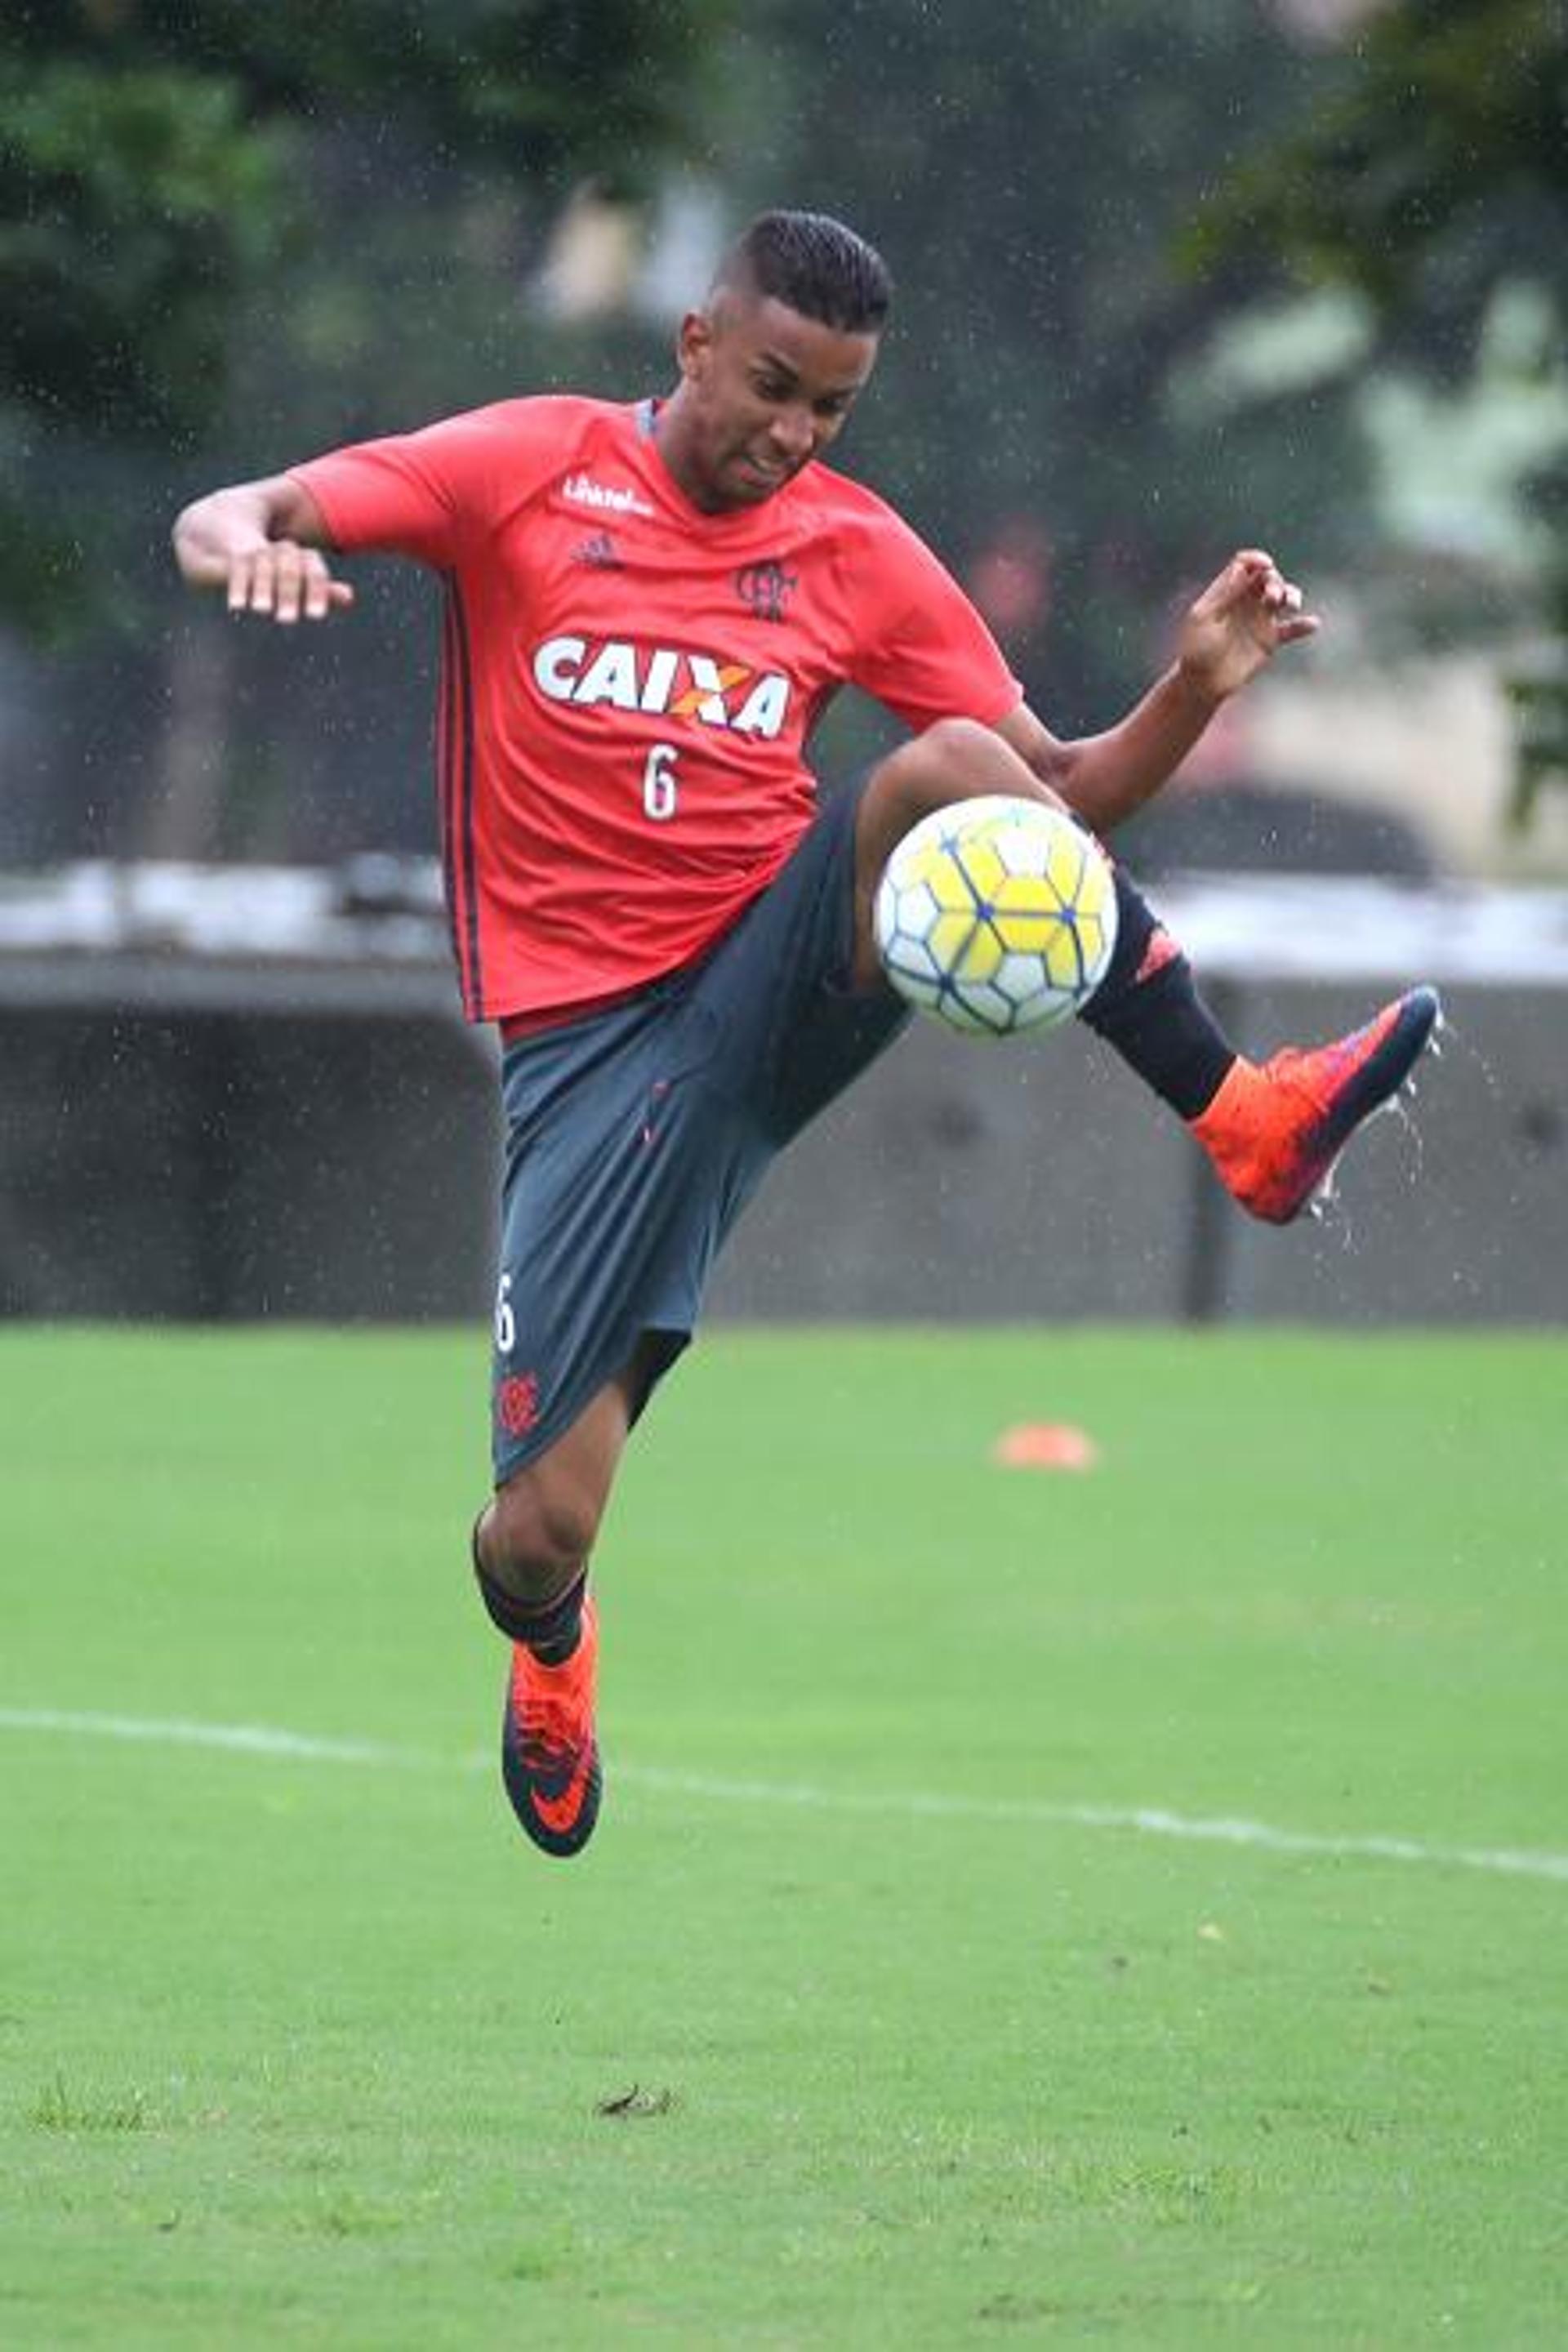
917, 714, 997, 773
485, 1470, 601, 1597
877, 718, 1009, 827
899, 716, 995, 794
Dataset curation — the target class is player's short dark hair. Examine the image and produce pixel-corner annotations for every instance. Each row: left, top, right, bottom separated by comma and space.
719, 210, 893, 335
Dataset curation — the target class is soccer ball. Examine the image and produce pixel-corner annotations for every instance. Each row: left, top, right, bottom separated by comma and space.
874, 795, 1119, 1038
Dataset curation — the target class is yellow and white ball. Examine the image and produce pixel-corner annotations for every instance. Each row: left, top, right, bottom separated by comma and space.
874, 795, 1118, 1037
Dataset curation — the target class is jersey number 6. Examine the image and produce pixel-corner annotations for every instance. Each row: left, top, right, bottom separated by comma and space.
642, 742, 679, 822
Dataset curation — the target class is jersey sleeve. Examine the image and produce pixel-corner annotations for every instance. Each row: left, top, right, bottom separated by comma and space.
847, 509, 1022, 733
288, 399, 568, 570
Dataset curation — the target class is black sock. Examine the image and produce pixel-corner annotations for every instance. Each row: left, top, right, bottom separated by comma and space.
471, 1519, 586, 1664
1078, 865, 1236, 1120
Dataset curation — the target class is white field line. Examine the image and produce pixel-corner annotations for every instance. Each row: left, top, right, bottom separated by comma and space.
3, 1705, 1566, 1886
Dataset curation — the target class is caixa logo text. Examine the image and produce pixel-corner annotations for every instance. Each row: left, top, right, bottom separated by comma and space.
530, 636, 791, 738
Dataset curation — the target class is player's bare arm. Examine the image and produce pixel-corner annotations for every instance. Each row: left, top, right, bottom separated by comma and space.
998, 548, 1319, 835
172, 475, 354, 623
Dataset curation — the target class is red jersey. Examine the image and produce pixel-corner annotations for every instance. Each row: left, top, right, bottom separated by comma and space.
292, 395, 1020, 1022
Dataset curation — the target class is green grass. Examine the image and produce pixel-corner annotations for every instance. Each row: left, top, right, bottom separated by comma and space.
2, 1324, 1566, 2347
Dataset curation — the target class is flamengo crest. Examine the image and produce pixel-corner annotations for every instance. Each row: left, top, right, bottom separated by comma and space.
735, 559, 797, 623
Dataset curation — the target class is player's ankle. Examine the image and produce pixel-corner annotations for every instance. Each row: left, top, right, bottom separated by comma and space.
474, 1552, 588, 1662
1187, 1054, 1257, 1136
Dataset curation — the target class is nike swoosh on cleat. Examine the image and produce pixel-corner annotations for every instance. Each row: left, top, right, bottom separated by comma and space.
528, 1748, 599, 1837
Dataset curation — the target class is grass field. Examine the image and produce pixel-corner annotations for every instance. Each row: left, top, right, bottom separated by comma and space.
2, 1323, 1566, 2348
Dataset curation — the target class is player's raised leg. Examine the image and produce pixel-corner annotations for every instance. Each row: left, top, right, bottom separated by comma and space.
853, 720, 1441, 1223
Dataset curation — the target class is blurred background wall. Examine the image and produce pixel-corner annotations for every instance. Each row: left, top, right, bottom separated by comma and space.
2, 0, 1565, 1323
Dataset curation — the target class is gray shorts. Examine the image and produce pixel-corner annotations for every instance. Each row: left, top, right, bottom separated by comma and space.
490, 780, 909, 1483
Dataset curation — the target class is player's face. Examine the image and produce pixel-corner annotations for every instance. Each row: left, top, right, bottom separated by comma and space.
664, 292, 880, 513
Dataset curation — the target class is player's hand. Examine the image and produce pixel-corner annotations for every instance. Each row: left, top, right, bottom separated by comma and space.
224, 539, 356, 624
1177, 548, 1319, 702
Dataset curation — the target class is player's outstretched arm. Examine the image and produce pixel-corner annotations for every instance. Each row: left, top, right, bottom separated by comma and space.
998, 548, 1318, 836
172, 475, 355, 623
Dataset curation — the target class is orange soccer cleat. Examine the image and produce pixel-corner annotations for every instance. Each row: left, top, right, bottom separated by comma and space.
1190, 985, 1441, 1225
501, 1595, 603, 1858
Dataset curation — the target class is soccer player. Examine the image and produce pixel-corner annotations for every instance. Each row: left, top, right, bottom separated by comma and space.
172, 209, 1439, 1860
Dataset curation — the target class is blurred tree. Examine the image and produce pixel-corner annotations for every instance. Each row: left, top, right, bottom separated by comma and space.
1189, 0, 1568, 822
0, 0, 725, 637
1192, 0, 1564, 365
713, 0, 1365, 740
